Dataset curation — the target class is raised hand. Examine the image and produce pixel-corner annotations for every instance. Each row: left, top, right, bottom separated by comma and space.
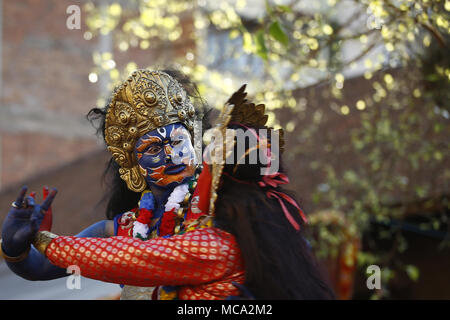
1, 186, 57, 258
26, 187, 53, 232
39, 186, 53, 232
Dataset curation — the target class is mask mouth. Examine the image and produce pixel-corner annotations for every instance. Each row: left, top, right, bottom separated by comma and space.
164, 164, 186, 175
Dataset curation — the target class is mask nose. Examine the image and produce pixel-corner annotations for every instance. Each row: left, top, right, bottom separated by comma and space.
164, 145, 173, 162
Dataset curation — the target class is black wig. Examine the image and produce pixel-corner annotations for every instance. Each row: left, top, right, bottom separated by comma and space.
213, 124, 336, 299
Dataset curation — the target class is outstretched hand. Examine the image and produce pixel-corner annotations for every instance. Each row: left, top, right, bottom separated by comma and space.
1, 186, 57, 257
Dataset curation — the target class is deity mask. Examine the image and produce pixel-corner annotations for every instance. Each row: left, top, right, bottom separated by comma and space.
104, 70, 197, 192
135, 123, 197, 188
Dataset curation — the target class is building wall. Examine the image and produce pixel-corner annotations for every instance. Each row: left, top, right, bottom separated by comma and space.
0, 0, 197, 189
0, 0, 100, 188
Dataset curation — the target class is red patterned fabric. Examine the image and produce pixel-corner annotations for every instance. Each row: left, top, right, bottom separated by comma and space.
45, 227, 245, 300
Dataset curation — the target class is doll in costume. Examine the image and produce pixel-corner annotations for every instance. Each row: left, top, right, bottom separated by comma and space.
1, 71, 335, 299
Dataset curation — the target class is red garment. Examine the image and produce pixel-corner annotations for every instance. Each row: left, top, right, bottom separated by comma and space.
45, 227, 245, 300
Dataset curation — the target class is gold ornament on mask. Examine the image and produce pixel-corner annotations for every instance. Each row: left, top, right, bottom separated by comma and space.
105, 70, 197, 192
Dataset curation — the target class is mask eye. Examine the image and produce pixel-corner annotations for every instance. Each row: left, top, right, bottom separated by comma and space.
146, 145, 162, 155
172, 140, 182, 146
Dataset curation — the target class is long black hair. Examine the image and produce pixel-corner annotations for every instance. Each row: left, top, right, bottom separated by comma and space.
87, 68, 211, 220
214, 124, 335, 299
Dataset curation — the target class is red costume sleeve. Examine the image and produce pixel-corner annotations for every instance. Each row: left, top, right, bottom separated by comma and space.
45, 227, 243, 287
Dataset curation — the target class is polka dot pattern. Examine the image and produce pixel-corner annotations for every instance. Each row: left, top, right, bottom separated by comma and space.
46, 227, 245, 299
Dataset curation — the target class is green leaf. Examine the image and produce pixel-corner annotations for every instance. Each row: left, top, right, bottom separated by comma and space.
242, 31, 253, 53
265, 0, 273, 16
254, 30, 268, 60
344, 170, 358, 183
269, 20, 289, 47
405, 265, 420, 282
425, 73, 440, 82
277, 5, 293, 13
312, 192, 321, 204
433, 123, 443, 133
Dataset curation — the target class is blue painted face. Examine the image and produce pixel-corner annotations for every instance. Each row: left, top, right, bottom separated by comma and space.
134, 123, 197, 188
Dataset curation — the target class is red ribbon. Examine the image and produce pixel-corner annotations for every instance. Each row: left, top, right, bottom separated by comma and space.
258, 172, 290, 188
258, 172, 307, 230
223, 123, 307, 230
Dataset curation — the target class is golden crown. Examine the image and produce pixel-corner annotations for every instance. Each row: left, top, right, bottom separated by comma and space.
104, 69, 197, 192
207, 85, 285, 217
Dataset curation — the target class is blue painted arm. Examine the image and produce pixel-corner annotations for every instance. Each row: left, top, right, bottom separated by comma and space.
5, 220, 113, 281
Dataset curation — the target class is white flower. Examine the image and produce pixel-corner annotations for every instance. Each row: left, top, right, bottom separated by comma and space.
133, 221, 149, 239
164, 183, 189, 212
131, 183, 190, 239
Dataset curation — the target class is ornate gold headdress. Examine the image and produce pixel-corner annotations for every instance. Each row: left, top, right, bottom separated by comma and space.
227, 85, 285, 150
207, 85, 285, 216
104, 70, 197, 192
